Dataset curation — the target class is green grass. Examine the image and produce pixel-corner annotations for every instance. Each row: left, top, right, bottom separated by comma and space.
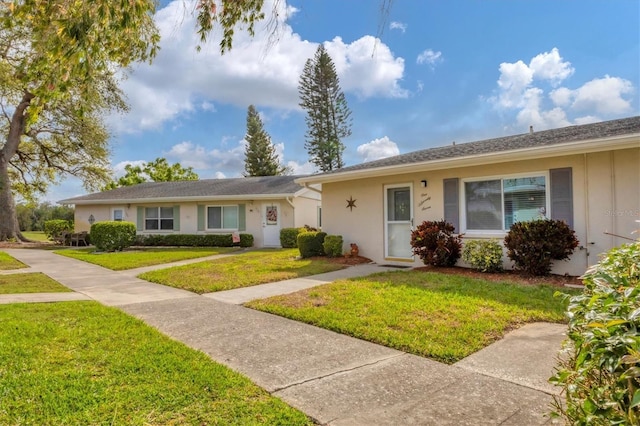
140, 249, 346, 294
55, 247, 239, 270
0, 251, 26, 270
0, 302, 311, 425
22, 231, 50, 242
0, 273, 72, 294
247, 270, 578, 364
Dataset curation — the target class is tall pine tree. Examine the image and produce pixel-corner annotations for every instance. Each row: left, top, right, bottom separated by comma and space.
244, 105, 286, 176
298, 45, 352, 172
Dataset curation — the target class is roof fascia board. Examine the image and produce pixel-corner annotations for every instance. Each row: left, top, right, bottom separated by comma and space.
60, 193, 297, 206
296, 134, 639, 185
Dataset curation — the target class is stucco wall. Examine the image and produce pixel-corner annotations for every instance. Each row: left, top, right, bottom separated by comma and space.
320, 148, 639, 276
73, 197, 310, 248
292, 195, 322, 228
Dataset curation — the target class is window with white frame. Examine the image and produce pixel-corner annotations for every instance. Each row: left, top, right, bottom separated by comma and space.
145, 207, 174, 230
207, 205, 238, 230
464, 174, 547, 231
112, 208, 124, 221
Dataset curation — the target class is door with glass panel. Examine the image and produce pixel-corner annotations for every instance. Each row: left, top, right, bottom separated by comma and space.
384, 184, 413, 259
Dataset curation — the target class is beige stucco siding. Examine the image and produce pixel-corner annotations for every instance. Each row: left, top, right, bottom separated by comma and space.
73, 197, 312, 248
292, 196, 322, 228
320, 148, 639, 276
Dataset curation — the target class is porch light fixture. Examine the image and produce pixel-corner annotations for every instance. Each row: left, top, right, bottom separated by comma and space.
420, 180, 428, 188
88, 214, 95, 225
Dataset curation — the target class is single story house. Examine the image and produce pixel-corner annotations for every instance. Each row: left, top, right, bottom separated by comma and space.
59, 175, 321, 248
296, 116, 640, 276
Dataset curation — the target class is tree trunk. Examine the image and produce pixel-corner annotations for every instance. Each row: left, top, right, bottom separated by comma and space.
0, 91, 34, 241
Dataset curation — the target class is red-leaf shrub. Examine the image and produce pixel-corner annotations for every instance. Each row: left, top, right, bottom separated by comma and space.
504, 219, 578, 276
410, 220, 462, 266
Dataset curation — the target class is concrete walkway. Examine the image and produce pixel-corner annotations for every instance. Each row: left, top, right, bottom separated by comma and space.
2, 248, 565, 425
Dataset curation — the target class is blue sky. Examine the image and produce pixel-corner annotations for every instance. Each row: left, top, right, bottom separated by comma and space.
48, 0, 639, 201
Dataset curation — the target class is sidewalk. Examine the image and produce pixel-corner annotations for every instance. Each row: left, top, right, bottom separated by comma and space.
2, 248, 564, 425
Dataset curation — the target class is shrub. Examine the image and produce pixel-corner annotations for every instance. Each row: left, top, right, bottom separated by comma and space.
461, 239, 504, 273
90, 221, 136, 252
280, 228, 302, 248
550, 242, 640, 424
43, 220, 73, 241
238, 233, 254, 248
504, 219, 578, 276
410, 220, 462, 267
133, 234, 253, 247
323, 235, 343, 257
297, 231, 327, 258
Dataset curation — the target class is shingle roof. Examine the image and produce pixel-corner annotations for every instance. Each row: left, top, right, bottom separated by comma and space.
313, 116, 640, 178
60, 175, 306, 204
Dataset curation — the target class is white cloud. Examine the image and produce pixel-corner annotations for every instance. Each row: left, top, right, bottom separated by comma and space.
389, 21, 407, 33
492, 48, 634, 130
163, 140, 246, 176
356, 136, 400, 162
213, 171, 226, 179
571, 75, 634, 115
416, 49, 443, 69
111, 0, 407, 133
528, 48, 574, 86
325, 36, 408, 99
286, 160, 315, 175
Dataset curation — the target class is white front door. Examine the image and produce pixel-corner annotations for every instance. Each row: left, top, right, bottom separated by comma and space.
384, 184, 414, 259
262, 203, 281, 247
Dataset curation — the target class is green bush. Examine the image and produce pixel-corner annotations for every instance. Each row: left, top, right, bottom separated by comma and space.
462, 239, 504, 273
551, 242, 640, 424
410, 220, 462, 267
238, 233, 254, 248
134, 234, 253, 247
323, 235, 343, 257
297, 231, 327, 258
90, 221, 136, 252
280, 228, 302, 248
43, 220, 73, 241
504, 219, 578, 276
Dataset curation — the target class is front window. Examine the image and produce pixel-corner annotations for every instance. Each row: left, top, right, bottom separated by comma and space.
207, 206, 238, 230
145, 207, 174, 230
113, 209, 124, 222
464, 175, 547, 231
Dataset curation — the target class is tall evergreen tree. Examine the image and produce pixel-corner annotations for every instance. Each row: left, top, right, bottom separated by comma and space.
298, 45, 352, 172
244, 105, 286, 176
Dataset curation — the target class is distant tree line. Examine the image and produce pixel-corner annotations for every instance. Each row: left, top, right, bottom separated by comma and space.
16, 202, 74, 232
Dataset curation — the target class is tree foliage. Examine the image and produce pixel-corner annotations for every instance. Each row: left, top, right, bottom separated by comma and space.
243, 105, 286, 177
104, 158, 199, 190
298, 45, 352, 172
16, 202, 74, 232
0, 0, 159, 241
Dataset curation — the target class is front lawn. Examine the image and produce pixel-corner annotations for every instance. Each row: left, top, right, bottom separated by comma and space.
22, 231, 50, 242
0, 302, 311, 425
247, 270, 577, 364
139, 248, 346, 294
55, 247, 239, 270
0, 273, 72, 294
0, 251, 26, 270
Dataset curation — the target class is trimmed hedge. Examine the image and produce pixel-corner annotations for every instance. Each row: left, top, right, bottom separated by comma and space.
134, 233, 253, 248
323, 235, 343, 257
297, 231, 327, 258
280, 228, 303, 248
43, 220, 73, 241
91, 221, 136, 252
551, 242, 640, 424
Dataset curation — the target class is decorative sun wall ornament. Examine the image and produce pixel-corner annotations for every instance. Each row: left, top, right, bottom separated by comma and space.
346, 196, 357, 211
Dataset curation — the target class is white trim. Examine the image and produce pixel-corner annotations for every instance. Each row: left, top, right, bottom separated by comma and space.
383, 183, 414, 260
205, 204, 239, 231
461, 171, 550, 234
143, 206, 175, 232
60, 193, 298, 206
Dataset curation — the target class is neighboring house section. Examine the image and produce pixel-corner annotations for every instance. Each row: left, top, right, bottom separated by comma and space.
59, 176, 321, 248
296, 116, 640, 276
